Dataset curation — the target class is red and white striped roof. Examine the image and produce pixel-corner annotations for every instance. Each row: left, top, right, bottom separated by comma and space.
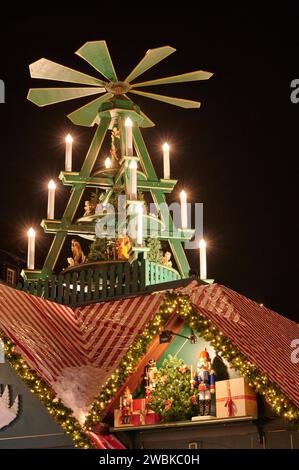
0, 284, 164, 418
0, 280, 298, 416
183, 281, 299, 408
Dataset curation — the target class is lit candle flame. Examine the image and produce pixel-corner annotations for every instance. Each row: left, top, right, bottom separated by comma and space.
199, 239, 206, 249
129, 160, 137, 169
28, 227, 35, 237
48, 179, 56, 190
105, 157, 112, 169
125, 117, 133, 128
65, 134, 73, 143
180, 190, 187, 200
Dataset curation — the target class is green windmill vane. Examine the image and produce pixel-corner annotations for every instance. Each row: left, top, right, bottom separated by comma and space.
24, 40, 212, 290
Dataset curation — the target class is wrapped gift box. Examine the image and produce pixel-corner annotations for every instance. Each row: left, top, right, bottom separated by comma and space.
144, 410, 161, 425
132, 398, 146, 412
114, 398, 161, 427
132, 398, 147, 425
215, 377, 257, 419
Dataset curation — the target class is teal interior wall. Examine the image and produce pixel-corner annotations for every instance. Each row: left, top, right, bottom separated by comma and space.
155, 325, 241, 416
157, 324, 240, 380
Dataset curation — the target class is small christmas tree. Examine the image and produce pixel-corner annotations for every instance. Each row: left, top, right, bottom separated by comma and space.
148, 355, 193, 422
88, 238, 108, 261
146, 238, 163, 264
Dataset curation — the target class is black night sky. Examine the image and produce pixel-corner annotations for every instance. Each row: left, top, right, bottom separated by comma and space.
0, 8, 298, 321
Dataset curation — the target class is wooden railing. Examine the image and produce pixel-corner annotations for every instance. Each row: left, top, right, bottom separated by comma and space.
145, 261, 181, 285
17, 260, 181, 307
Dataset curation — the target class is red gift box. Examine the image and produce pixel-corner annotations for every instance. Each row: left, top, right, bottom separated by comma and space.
115, 399, 161, 427
132, 398, 145, 412
131, 413, 142, 426
132, 398, 147, 425
133, 399, 161, 426
144, 411, 161, 425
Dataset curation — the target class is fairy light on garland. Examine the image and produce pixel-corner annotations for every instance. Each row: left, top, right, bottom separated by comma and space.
1, 291, 298, 439
85, 291, 299, 428
0, 330, 94, 449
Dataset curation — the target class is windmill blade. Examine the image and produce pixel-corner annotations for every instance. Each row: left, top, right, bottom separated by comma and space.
140, 111, 155, 127
131, 70, 213, 88
67, 92, 113, 126
27, 87, 106, 107
123, 94, 155, 127
29, 58, 106, 86
130, 90, 201, 108
76, 41, 118, 82
125, 46, 176, 83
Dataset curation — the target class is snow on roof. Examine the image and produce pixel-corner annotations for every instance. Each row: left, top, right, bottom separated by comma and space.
0, 283, 164, 419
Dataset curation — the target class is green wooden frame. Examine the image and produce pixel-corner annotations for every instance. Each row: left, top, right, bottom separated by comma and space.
24, 98, 192, 280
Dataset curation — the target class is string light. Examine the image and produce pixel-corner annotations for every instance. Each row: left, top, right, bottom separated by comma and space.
85, 292, 299, 427
1, 290, 299, 441
0, 330, 93, 448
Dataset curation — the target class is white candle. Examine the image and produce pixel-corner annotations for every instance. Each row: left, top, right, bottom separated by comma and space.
129, 160, 137, 200
180, 190, 188, 229
199, 239, 207, 280
128, 205, 136, 239
125, 117, 133, 156
27, 228, 35, 270
105, 156, 112, 169
163, 142, 170, 179
135, 204, 143, 245
65, 134, 73, 172
47, 179, 56, 220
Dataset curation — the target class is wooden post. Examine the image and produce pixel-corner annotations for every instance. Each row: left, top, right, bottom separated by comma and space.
133, 127, 190, 278
101, 265, 108, 301
40, 116, 110, 277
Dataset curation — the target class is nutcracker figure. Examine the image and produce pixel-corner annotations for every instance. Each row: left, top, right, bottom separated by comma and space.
192, 349, 215, 416
120, 386, 133, 424
145, 359, 158, 396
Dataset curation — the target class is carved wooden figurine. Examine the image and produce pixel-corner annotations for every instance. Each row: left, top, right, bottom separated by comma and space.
116, 233, 132, 260
120, 386, 133, 424
67, 239, 87, 266
162, 251, 172, 267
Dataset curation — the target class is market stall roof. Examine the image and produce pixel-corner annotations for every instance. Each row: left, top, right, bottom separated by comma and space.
183, 281, 299, 409
0, 280, 298, 420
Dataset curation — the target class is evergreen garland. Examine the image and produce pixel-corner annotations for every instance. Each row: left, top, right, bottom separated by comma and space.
85, 291, 299, 428
0, 331, 93, 448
